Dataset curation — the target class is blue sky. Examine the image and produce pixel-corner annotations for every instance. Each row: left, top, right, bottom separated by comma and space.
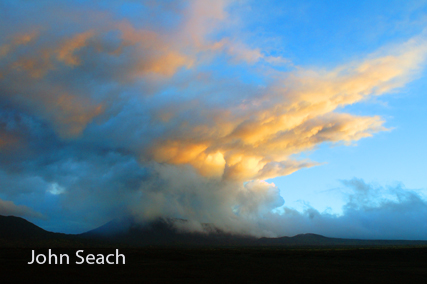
0, 0, 426, 239
272, 66, 427, 213
262, 0, 427, 213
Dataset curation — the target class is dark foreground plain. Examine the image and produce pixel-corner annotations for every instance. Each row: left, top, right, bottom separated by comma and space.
1, 246, 427, 283
1, 216, 427, 283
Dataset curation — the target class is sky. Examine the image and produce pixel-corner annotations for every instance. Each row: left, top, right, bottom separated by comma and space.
0, 0, 426, 240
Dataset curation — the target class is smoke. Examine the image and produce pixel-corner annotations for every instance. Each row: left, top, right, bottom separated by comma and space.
0, 0, 426, 238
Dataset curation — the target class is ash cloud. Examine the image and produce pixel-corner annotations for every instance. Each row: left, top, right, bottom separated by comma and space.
0, 0, 426, 238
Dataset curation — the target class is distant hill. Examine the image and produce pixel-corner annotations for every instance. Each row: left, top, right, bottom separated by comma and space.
256, 233, 427, 247
1, 215, 427, 248
0, 215, 96, 247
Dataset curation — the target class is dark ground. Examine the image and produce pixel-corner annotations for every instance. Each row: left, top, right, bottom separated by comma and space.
1, 246, 426, 283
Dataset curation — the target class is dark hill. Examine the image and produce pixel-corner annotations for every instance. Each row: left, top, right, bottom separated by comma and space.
0, 215, 51, 241
0, 215, 94, 247
80, 217, 257, 246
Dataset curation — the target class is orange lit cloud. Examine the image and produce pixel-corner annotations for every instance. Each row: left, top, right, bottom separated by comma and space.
147, 36, 427, 181
0, 31, 38, 58
0, 0, 234, 139
1, 1, 426, 182
56, 30, 95, 66
41, 93, 104, 139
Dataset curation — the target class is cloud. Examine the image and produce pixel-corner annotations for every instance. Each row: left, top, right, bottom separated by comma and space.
0, 198, 44, 219
261, 179, 427, 240
146, 35, 427, 181
56, 30, 96, 66
128, 164, 283, 237
0, 0, 426, 237
0, 129, 19, 150
0, 31, 38, 58
235, 180, 284, 218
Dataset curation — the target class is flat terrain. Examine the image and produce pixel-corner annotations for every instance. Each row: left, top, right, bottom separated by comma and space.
1, 246, 426, 283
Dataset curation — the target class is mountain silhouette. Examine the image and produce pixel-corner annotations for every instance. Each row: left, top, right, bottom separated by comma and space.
0, 215, 81, 247
1, 215, 427, 248
0, 215, 52, 240
80, 217, 257, 246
